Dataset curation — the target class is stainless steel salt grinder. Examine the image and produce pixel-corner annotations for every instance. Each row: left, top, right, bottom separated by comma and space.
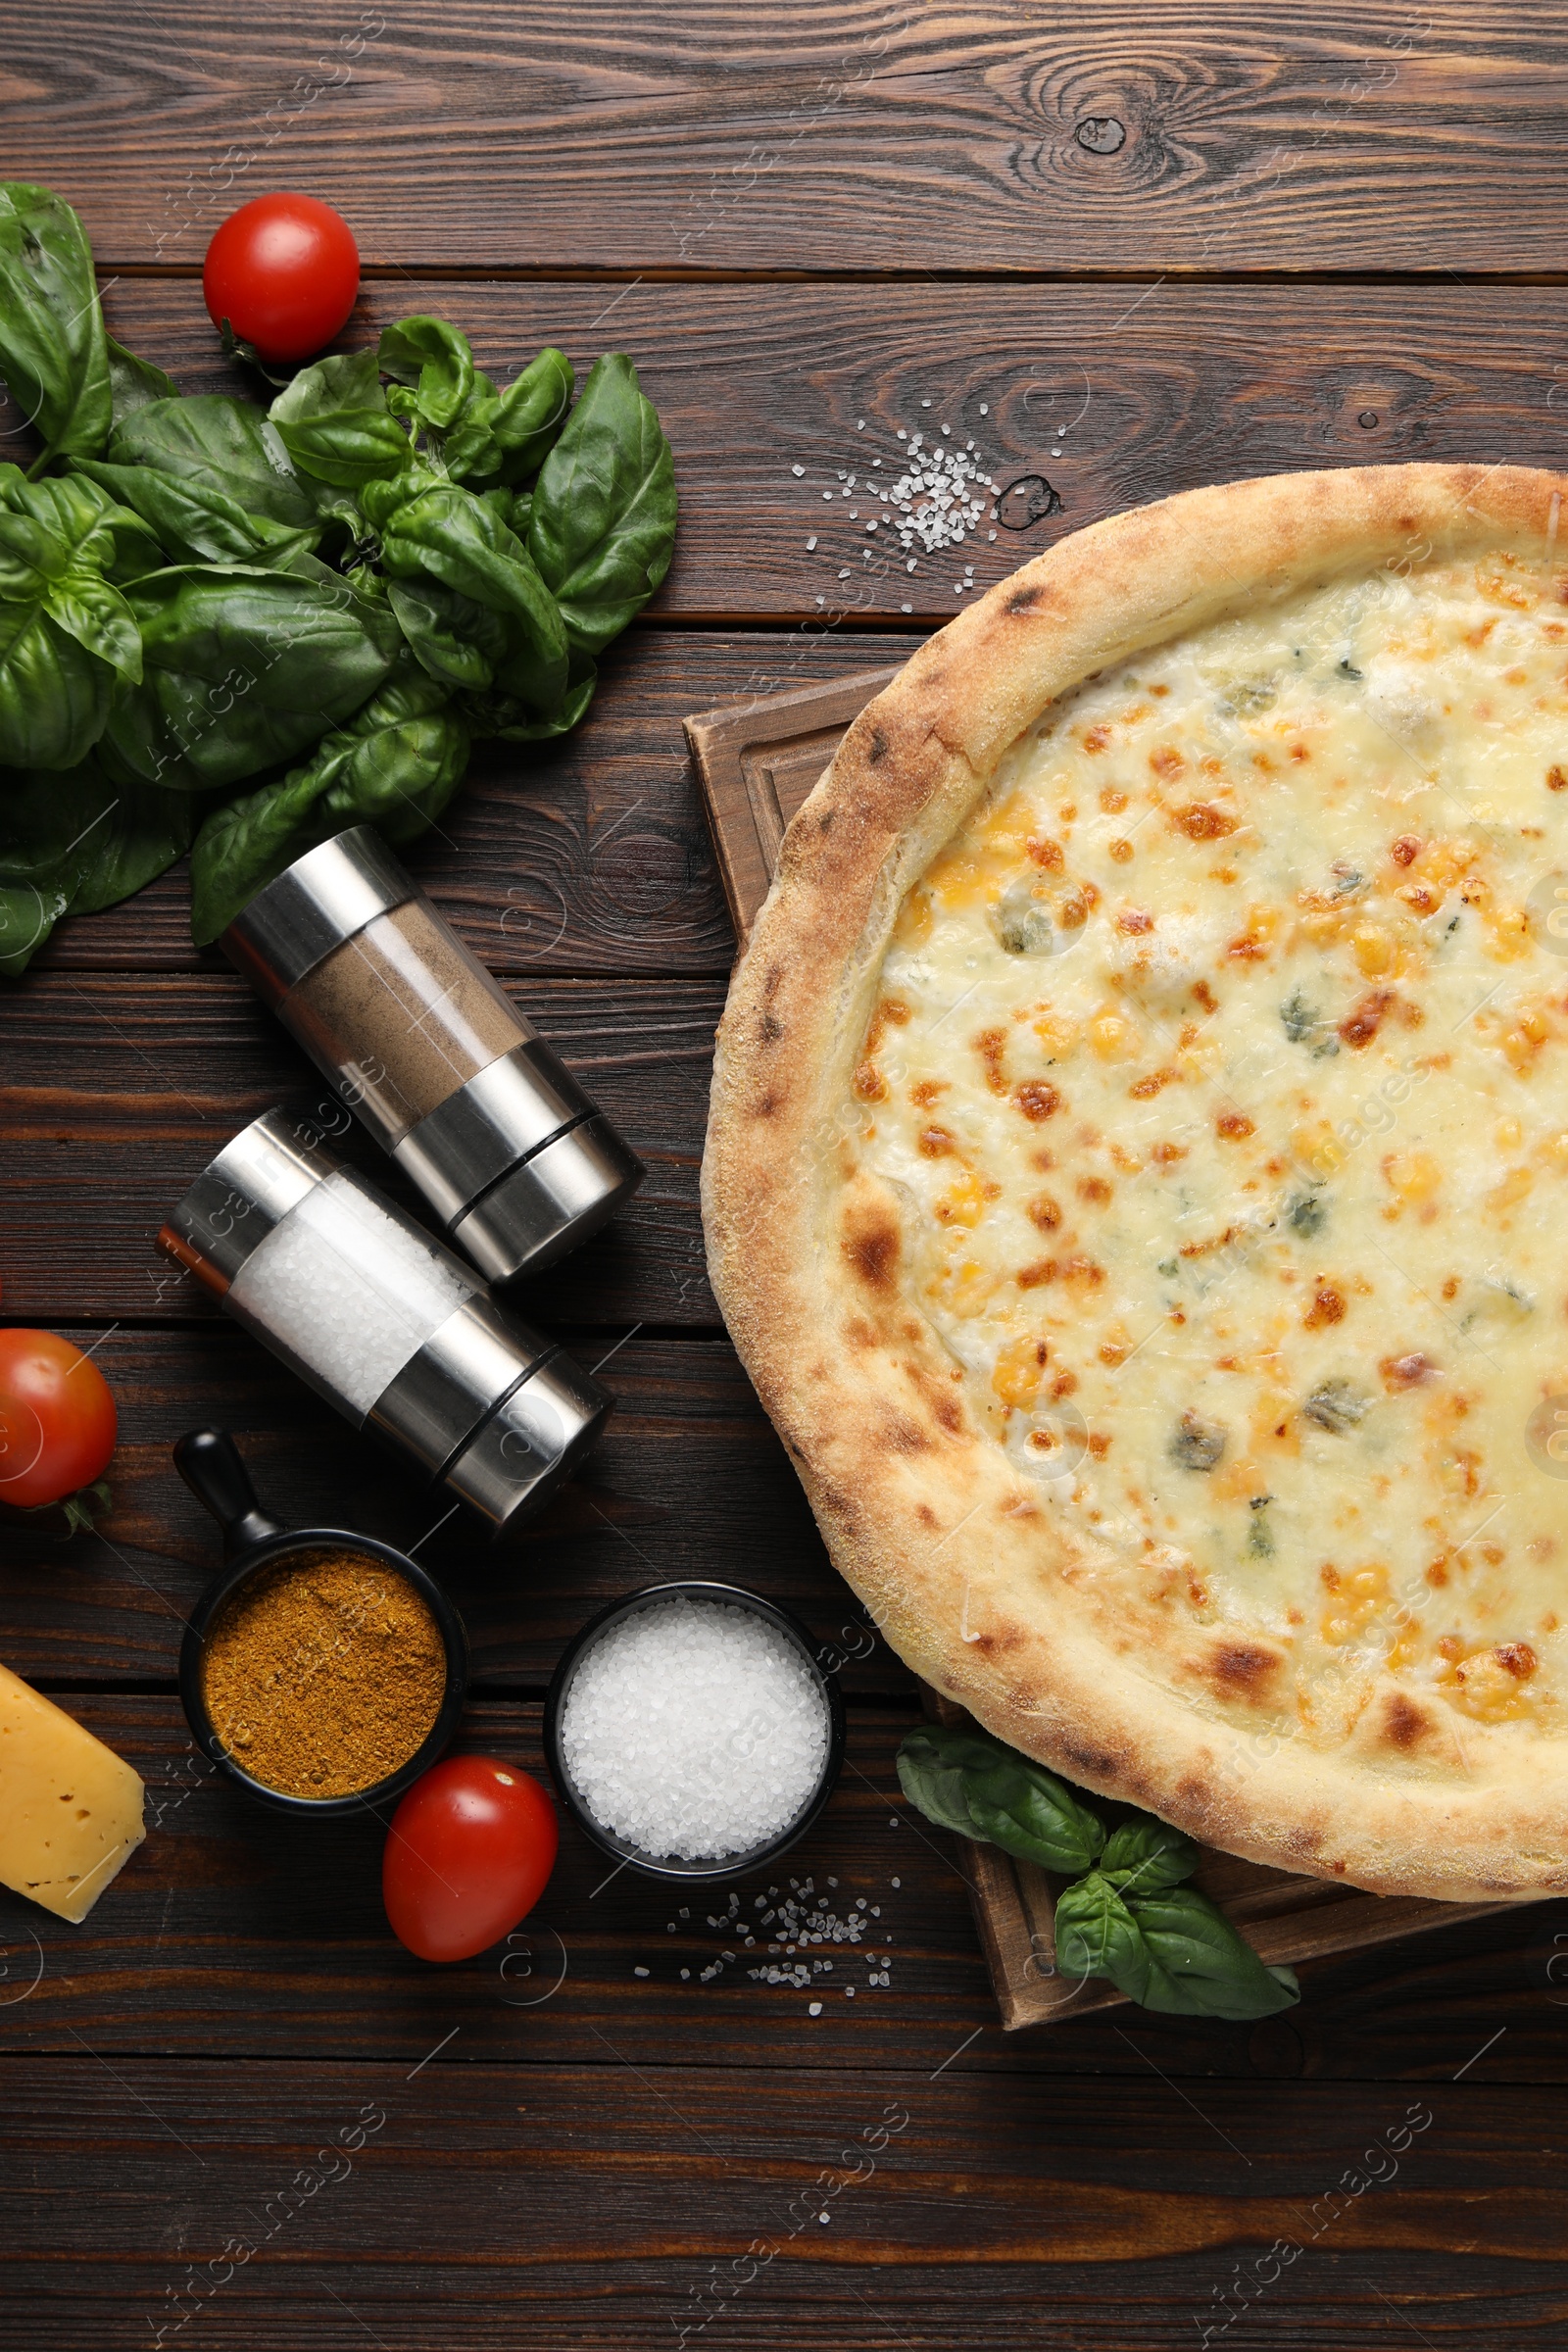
158, 1108, 612, 1539
218, 825, 643, 1283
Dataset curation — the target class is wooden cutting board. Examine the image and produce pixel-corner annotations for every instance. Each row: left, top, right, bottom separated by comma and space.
685, 665, 1511, 2030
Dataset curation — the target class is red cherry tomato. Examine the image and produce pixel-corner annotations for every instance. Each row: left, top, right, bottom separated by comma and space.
0, 1329, 117, 1509
383, 1756, 559, 1963
203, 194, 360, 364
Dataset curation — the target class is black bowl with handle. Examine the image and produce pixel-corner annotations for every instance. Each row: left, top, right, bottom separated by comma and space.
173, 1427, 467, 1819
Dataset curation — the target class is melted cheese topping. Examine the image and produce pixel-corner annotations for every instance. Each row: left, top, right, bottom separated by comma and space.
854, 552, 1568, 1748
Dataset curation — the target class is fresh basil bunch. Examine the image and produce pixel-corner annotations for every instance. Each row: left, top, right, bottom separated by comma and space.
0, 185, 678, 971
897, 1724, 1300, 2021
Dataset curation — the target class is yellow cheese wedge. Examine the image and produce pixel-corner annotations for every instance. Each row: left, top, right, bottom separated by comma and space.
0, 1663, 145, 1923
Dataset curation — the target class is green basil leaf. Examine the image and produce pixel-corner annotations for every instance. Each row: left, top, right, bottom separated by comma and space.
188, 662, 466, 944
489, 346, 573, 479
527, 352, 675, 654
110, 395, 318, 529
1054, 1873, 1153, 2004
0, 758, 193, 973
1099, 1815, 1201, 1894
381, 480, 566, 711
378, 317, 474, 431
0, 608, 115, 770
965, 1759, 1106, 1876
0, 183, 112, 466
1120, 1886, 1301, 2020
895, 1722, 1105, 1872
102, 564, 399, 793
387, 576, 507, 692
894, 1726, 991, 1838
270, 353, 410, 489
0, 474, 139, 762
105, 334, 179, 428
74, 456, 318, 570
44, 564, 141, 683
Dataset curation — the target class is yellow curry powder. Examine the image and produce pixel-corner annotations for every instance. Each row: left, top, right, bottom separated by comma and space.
201, 1549, 446, 1798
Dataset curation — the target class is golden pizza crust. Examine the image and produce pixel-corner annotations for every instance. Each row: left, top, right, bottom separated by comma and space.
703, 465, 1568, 1902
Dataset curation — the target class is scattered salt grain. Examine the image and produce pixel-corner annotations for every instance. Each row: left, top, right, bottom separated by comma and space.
806, 535, 816, 550
892, 1878, 900, 1888
791, 464, 805, 476
633, 1966, 649, 1978
979, 403, 989, 415
901, 603, 912, 612
808, 2001, 822, 2016
560, 1596, 830, 1861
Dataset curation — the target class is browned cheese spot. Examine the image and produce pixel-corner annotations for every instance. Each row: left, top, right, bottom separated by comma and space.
1548, 766, 1568, 792
918, 1126, 957, 1158
975, 1027, 1009, 1093
1130, 1067, 1178, 1099
853, 1060, 887, 1102
1027, 1193, 1062, 1231
1216, 1110, 1255, 1142
1380, 1350, 1436, 1391
1339, 990, 1395, 1049
1392, 834, 1422, 865
1304, 1283, 1346, 1330
1495, 1642, 1539, 1679
1078, 1175, 1112, 1204
1173, 802, 1239, 841
1027, 835, 1065, 871
1151, 746, 1186, 779
1013, 1080, 1061, 1122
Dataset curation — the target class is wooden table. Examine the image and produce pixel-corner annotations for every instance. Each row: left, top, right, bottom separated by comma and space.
4, 8, 1567, 2343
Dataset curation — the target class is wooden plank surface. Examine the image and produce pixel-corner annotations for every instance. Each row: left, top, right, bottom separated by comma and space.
0, 1334, 917, 1694
6, 5, 1568, 276
36, 277, 1568, 630
1, 975, 720, 1324
6, 2063, 1562, 2348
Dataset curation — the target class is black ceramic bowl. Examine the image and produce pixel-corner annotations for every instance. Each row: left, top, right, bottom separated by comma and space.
174, 1428, 467, 1819
543, 1580, 846, 1885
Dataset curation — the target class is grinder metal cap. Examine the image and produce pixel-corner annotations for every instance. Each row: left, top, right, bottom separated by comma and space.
219, 825, 413, 1007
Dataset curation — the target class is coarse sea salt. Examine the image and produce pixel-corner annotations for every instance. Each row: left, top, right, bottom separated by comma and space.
560, 1598, 830, 1861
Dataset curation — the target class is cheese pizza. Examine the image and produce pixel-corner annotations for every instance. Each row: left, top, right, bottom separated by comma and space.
704, 465, 1568, 1901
